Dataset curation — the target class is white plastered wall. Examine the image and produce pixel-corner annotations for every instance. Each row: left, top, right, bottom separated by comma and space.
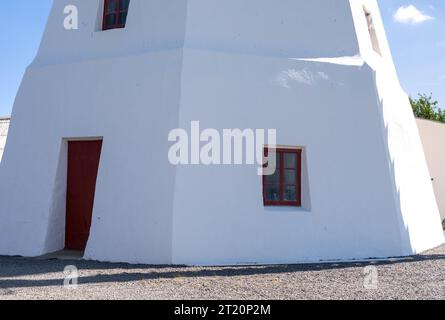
416, 118, 445, 221
0, 0, 442, 265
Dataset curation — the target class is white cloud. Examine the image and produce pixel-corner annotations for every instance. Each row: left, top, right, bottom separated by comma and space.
440, 75, 445, 81
393, 5, 434, 25
437, 42, 445, 47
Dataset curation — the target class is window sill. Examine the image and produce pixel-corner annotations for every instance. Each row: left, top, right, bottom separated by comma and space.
91, 27, 127, 38
102, 25, 126, 31
264, 202, 301, 207
264, 206, 311, 214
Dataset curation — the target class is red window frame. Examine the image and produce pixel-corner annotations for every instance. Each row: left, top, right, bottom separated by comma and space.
103, 0, 130, 31
263, 148, 302, 207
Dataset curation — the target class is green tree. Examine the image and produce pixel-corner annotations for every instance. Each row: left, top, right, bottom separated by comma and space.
410, 94, 445, 123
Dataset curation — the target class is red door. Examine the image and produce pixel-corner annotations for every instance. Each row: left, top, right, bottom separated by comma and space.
65, 140, 103, 251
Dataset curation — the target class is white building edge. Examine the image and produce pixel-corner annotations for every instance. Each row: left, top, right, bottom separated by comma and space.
0, 0, 443, 265
0, 117, 9, 163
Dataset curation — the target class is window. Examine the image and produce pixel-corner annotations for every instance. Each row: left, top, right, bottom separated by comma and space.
263, 148, 302, 207
363, 7, 382, 55
103, 0, 130, 30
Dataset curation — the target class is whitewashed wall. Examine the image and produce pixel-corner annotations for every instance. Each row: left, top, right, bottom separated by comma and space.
0, 0, 442, 265
171, 0, 444, 265
417, 119, 445, 221
0, 0, 187, 262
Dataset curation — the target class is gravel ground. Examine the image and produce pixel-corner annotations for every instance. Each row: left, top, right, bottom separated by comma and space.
0, 244, 444, 300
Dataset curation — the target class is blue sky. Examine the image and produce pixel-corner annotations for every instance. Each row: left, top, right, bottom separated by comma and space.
0, 1, 444, 116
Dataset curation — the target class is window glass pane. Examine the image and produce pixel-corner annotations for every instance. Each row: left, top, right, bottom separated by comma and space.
267, 150, 280, 168
119, 12, 128, 25
265, 169, 280, 184
284, 152, 297, 169
284, 186, 297, 201
264, 149, 280, 171
106, 0, 118, 13
265, 185, 280, 201
284, 169, 296, 185
104, 14, 117, 27
120, 0, 130, 10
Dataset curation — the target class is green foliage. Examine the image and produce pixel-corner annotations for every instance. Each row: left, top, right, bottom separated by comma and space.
410, 94, 445, 123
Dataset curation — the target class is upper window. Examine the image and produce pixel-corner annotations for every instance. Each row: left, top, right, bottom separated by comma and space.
363, 8, 382, 55
103, 0, 130, 30
263, 148, 302, 207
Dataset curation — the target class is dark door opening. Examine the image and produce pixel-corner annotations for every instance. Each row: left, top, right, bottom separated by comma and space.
65, 140, 103, 251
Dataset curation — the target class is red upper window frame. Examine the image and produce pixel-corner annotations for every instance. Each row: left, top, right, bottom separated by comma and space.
263, 148, 302, 207
103, 0, 130, 31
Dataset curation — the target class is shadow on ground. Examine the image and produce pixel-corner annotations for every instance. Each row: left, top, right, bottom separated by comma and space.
0, 247, 444, 290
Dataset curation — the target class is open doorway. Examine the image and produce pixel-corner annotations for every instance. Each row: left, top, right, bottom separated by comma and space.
65, 140, 103, 251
